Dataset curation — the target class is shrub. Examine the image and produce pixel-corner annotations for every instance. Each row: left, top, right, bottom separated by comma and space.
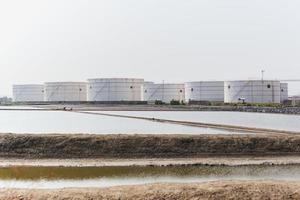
155, 100, 164, 105
170, 100, 180, 105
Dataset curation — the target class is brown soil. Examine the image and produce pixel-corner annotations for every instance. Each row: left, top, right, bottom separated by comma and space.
1, 181, 300, 200
1, 133, 300, 159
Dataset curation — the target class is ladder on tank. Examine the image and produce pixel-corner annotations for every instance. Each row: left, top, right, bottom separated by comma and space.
147, 84, 164, 102
47, 85, 62, 101
232, 80, 252, 103
92, 81, 110, 101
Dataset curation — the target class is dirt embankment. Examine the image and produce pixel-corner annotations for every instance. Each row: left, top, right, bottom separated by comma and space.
1, 181, 300, 200
1, 133, 300, 159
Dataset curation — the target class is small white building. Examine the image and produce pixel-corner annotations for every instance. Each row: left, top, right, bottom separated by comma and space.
87, 78, 144, 101
13, 84, 44, 102
44, 82, 87, 102
143, 82, 185, 103
224, 80, 281, 103
185, 81, 224, 102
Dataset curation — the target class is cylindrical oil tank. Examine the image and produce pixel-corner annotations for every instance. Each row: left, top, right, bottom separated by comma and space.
142, 81, 154, 101
280, 83, 288, 103
224, 80, 281, 103
143, 83, 185, 103
44, 82, 87, 102
185, 81, 224, 102
13, 84, 44, 102
87, 78, 144, 101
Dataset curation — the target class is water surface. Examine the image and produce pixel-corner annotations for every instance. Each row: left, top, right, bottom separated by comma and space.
98, 111, 300, 132
1, 165, 300, 189
0, 110, 237, 134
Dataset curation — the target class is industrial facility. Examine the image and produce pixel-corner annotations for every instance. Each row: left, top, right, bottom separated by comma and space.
87, 78, 144, 102
224, 80, 282, 104
280, 83, 289, 103
185, 81, 225, 102
44, 82, 87, 102
143, 82, 185, 103
12, 78, 290, 104
13, 84, 44, 102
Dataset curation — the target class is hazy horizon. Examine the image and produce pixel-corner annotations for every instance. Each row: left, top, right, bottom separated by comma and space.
1, 0, 299, 96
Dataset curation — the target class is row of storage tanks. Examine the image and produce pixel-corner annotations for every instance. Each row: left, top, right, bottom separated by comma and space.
13, 79, 289, 104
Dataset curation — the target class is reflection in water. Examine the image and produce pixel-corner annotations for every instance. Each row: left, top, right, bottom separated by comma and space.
2, 165, 300, 180
0, 165, 300, 188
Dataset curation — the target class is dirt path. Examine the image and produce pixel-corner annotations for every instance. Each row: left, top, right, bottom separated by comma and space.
1, 181, 300, 200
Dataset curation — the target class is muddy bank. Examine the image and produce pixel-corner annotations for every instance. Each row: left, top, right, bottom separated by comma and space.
1, 181, 300, 200
1, 133, 300, 159
2, 156, 300, 167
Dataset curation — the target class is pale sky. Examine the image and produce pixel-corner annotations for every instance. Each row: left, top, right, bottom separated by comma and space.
0, 0, 299, 96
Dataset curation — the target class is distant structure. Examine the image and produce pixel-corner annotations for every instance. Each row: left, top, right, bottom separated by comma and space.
13, 84, 44, 102
143, 82, 185, 103
290, 95, 300, 106
224, 80, 281, 103
44, 82, 87, 102
87, 78, 144, 101
11, 78, 292, 104
0, 96, 12, 104
185, 81, 224, 103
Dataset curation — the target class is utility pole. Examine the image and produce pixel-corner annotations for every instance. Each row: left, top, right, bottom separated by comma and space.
261, 69, 265, 103
261, 70, 265, 82
162, 80, 165, 102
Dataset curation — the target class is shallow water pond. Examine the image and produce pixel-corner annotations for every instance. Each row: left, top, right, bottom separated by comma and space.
98, 111, 300, 132
1, 165, 300, 189
0, 110, 243, 134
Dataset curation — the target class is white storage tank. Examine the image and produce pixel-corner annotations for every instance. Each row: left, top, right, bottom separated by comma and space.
142, 81, 154, 101
185, 81, 224, 102
224, 80, 281, 103
280, 83, 288, 103
13, 84, 44, 102
44, 82, 87, 102
87, 78, 144, 101
143, 83, 185, 103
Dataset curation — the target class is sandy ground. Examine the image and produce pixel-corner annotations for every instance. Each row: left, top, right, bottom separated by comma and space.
1, 181, 300, 200
0, 156, 300, 167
